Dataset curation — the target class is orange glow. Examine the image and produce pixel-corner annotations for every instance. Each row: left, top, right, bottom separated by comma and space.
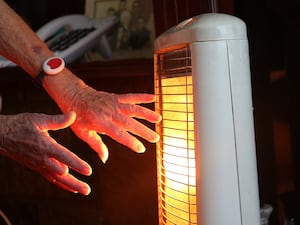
156, 75, 197, 225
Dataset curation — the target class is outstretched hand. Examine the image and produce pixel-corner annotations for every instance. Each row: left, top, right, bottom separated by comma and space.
59, 85, 162, 163
0, 111, 92, 195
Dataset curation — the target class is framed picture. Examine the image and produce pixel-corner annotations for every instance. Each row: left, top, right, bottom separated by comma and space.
84, 0, 155, 61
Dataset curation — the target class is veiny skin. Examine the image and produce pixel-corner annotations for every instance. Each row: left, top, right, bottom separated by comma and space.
0, 0, 161, 195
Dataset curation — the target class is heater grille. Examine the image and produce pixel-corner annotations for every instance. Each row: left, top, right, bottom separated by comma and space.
155, 46, 197, 225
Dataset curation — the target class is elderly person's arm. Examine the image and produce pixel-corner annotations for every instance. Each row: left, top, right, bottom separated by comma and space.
0, 112, 92, 195
0, 0, 160, 193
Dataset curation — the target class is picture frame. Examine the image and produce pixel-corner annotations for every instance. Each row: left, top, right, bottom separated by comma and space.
84, 0, 155, 61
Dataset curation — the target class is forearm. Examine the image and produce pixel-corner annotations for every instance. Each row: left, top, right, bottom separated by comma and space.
0, 0, 53, 76
0, 0, 86, 110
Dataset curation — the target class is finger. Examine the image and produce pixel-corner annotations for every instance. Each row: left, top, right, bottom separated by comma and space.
44, 173, 91, 195
48, 142, 92, 176
117, 93, 156, 104
72, 127, 109, 163
55, 174, 91, 196
54, 181, 79, 194
103, 123, 146, 153
113, 115, 160, 143
37, 111, 76, 131
119, 103, 162, 123
44, 157, 69, 176
43, 173, 78, 193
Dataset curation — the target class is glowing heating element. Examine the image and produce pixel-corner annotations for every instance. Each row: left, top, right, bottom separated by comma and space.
154, 14, 260, 225
155, 48, 197, 224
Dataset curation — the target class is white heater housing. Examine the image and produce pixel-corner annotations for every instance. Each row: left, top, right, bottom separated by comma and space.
154, 13, 260, 225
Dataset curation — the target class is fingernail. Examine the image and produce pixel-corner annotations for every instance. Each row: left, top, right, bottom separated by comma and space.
149, 133, 160, 143
84, 186, 91, 196
84, 165, 93, 176
100, 155, 107, 164
101, 157, 107, 164
80, 185, 91, 196
100, 150, 109, 164
99, 144, 109, 164
153, 133, 160, 142
136, 143, 146, 153
157, 114, 162, 122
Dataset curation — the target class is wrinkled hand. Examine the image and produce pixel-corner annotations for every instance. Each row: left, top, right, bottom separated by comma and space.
61, 86, 162, 163
0, 112, 92, 195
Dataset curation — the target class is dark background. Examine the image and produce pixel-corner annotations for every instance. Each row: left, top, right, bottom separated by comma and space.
1, 0, 299, 224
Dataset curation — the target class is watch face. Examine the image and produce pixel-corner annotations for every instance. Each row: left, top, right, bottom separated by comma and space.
43, 57, 65, 75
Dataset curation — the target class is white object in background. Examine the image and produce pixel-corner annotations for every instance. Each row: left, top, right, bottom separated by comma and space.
0, 14, 118, 67
284, 218, 295, 225
260, 204, 273, 225
37, 14, 118, 63
0, 56, 15, 67
155, 13, 260, 225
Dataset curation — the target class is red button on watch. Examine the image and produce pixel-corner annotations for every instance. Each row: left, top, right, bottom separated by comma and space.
43, 56, 65, 75
33, 56, 65, 87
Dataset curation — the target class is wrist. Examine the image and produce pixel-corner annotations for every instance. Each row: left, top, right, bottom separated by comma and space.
33, 56, 65, 87
42, 68, 87, 111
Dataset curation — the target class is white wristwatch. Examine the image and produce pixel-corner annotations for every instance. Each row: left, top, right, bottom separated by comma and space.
33, 56, 65, 86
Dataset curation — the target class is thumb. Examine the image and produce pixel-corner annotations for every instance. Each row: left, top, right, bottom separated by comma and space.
37, 111, 76, 131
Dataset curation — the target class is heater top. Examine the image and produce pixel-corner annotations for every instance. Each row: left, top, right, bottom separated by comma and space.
155, 13, 247, 51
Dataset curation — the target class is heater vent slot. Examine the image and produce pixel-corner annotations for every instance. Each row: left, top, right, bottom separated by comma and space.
158, 48, 192, 77
155, 46, 197, 225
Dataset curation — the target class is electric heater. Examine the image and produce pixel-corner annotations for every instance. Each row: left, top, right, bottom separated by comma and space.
154, 13, 260, 225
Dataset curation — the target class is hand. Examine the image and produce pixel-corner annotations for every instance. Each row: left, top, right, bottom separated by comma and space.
0, 111, 92, 195
60, 85, 162, 163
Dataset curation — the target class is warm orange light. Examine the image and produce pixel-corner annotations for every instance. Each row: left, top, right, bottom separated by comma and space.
155, 13, 262, 225
156, 75, 197, 225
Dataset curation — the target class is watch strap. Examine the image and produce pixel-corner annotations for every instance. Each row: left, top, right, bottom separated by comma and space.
32, 70, 45, 87
33, 56, 65, 87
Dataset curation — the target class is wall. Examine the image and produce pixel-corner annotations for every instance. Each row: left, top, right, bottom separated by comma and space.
235, 0, 299, 224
